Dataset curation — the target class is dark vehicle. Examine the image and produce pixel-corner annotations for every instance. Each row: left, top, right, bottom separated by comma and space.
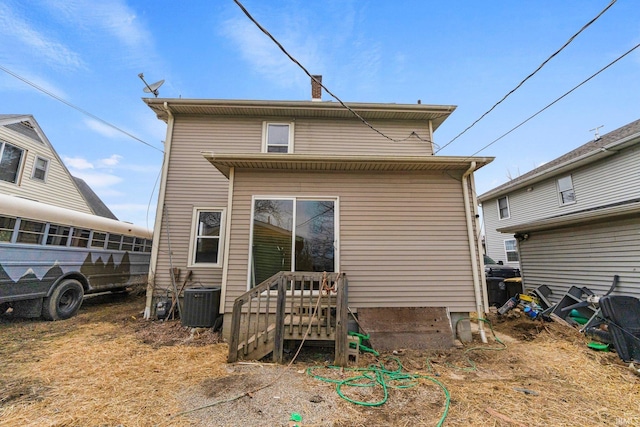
484, 255, 520, 278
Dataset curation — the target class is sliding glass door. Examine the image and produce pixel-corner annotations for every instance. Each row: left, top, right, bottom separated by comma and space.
250, 198, 336, 287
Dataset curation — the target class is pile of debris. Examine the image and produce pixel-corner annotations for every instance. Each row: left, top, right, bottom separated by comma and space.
494, 275, 640, 374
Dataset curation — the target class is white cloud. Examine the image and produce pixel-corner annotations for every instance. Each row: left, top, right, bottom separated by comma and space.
70, 170, 123, 188
83, 118, 125, 139
0, 3, 83, 70
220, 16, 319, 88
63, 156, 94, 170
99, 154, 123, 167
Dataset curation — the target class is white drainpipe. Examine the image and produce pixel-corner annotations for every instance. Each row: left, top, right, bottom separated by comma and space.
462, 161, 487, 343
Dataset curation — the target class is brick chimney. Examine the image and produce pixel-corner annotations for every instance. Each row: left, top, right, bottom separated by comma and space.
311, 75, 322, 101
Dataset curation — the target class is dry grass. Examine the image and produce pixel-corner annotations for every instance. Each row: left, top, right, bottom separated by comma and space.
1, 295, 639, 426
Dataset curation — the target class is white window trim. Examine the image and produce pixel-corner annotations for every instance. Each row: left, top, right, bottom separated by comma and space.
497, 196, 510, 220
557, 175, 576, 206
0, 141, 26, 186
262, 122, 295, 153
187, 207, 226, 268
503, 238, 519, 263
32, 155, 50, 182
247, 195, 340, 290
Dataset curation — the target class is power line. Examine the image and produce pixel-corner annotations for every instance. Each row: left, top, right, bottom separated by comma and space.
465, 42, 640, 159
0, 64, 164, 153
435, 0, 617, 154
233, 0, 414, 144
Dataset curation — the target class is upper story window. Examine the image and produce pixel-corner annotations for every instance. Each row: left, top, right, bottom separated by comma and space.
504, 239, 519, 262
0, 141, 25, 184
263, 122, 294, 153
557, 175, 576, 205
32, 156, 49, 182
497, 196, 510, 219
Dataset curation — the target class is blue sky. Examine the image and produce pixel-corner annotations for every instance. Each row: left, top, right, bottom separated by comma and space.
1, 0, 638, 228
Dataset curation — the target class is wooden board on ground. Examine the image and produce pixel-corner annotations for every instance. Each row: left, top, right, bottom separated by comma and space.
357, 307, 453, 351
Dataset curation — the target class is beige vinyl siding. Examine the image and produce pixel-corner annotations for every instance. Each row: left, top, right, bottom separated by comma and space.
294, 119, 433, 155
224, 169, 476, 313
0, 126, 91, 213
518, 217, 640, 300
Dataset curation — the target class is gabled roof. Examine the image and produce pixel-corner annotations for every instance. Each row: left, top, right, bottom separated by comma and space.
478, 118, 640, 202
72, 177, 118, 220
143, 98, 456, 132
1, 114, 118, 220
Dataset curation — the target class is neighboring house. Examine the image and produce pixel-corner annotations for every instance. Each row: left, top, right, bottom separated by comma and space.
478, 119, 640, 300
0, 114, 113, 218
143, 80, 494, 346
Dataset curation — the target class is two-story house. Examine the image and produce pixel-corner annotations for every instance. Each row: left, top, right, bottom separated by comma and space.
0, 114, 117, 219
142, 80, 494, 360
479, 119, 640, 301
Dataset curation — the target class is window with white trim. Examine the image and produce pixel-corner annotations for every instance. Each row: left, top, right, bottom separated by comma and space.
0, 141, 24, 184
504, 239, 519, 262
497, 196, 510, 219
189, 208, 224, 266
263, 122, 293, 153
32, 156, 49, 181
557, 175, 575, 205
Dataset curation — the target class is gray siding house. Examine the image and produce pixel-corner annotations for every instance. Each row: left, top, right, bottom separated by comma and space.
143, 85, 494, 345
0, 114, 116, 219
479, 119, 640, 300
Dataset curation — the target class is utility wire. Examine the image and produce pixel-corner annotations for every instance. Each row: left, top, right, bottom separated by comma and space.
465, 42, 640, 159
233, 0, 416, 143
435, 0, 617, 154
0, 64, 164, 154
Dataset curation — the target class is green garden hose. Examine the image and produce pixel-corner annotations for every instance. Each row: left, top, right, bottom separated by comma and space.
307, 357, 450, 427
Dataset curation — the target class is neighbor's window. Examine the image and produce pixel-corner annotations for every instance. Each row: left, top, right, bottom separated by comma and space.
0, 141, 25, 184
32, 156, 49, 181
264, 123, 293, 153
190, 209, 223, 265
557, 175, 575, 205
504, 239, 519, 262
497, 196, 510, 219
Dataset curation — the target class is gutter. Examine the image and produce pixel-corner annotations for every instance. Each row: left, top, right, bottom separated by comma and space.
462, 162, 488, 343
144, 102, 174, 319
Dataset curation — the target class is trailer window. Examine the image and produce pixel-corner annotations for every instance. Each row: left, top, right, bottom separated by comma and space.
107, 234, 123, 250
47, 224, 71, 246
70, 228, 91, 248
17, 220, 45, 244
121, 236, 134, 251
91, 232, 107, 248
0, 216, 16, 242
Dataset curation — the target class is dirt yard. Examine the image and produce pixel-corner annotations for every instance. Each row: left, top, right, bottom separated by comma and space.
1, 293, 639, 427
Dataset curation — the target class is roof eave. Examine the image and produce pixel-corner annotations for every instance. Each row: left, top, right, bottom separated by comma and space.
202, 152, 494, 178
478, 132, 640, 202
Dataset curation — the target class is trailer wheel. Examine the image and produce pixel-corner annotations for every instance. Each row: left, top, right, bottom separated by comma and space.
42, 279, 84, 321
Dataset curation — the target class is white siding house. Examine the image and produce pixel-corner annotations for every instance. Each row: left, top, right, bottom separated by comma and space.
479, 119, 640, 300
0, 114, 115, 218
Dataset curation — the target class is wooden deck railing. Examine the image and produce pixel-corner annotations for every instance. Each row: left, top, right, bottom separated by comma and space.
228, 271, 348, 365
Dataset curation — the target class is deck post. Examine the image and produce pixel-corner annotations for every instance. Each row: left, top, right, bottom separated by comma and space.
228, 298, 243, 363
334, 273, 349, 366
273, 275, 286, 363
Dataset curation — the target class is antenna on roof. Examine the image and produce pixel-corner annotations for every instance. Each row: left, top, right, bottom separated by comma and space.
589, 125, 604, 140
138, 73, 164, 98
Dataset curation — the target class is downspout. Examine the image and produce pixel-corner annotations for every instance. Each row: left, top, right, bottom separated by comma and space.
144, 103, 174, 319
462, 161, 487, 343
219, 167, 235, 326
